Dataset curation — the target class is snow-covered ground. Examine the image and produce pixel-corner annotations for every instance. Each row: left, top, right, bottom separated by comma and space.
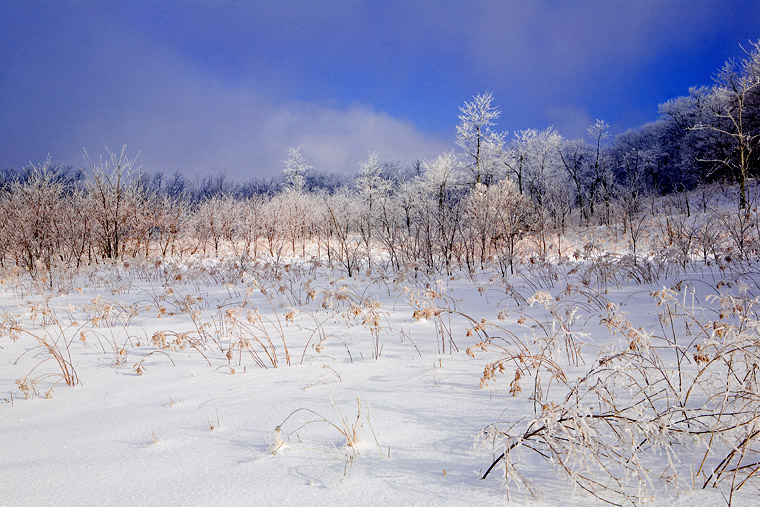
1, 257, 758, 506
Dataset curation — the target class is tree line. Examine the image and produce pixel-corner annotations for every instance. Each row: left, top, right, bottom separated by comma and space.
1, 41, 758, 279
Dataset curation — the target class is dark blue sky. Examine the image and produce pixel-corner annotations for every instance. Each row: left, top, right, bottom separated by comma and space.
1, 1, 759, 180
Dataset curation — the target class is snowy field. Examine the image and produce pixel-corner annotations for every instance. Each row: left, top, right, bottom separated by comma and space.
1, 255, 759, 506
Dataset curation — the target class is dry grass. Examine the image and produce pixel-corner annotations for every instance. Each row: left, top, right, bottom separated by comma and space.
269, 395, 385, 483
477, 281, 760, 505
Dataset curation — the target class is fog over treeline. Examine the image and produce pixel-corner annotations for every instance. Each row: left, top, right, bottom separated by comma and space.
1, 41, 758, 279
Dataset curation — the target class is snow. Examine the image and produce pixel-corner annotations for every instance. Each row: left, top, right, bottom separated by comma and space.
0, 259, 758, 506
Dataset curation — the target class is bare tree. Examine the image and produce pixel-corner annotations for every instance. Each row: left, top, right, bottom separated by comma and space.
152, 193, 188, 257
260, 194, 289, 264
587, 119, 613, 225
84, 146, 142, 260
4, 159, 66, 279
325, 188, 363, 277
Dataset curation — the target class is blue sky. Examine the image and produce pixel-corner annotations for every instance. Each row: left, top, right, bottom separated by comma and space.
1, 1, 759, 180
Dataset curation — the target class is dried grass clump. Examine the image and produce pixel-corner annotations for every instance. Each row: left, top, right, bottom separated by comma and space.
11, 302, 81, 398
270, 396, 384, 483
480, 283, 760, 505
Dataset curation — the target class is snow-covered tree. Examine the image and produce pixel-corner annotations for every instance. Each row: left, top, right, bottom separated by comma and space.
695, 40, 760, 209
354, 152, 391, 208
282, 146, 311, 193
502, 127, 562, 199
489, 178, 532, 275
558, 138, 594, 223
421, 151, 466, 272
354, 152, 392, 268
658, 88, 726, 193
3, 160, 66, 277
587, 119, 614, 225
456, 92, 504, 185
422, 150, 463, 210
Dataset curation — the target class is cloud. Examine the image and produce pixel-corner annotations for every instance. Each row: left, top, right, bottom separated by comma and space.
0, 4, 450, 180
70, 93, 450, 181
5, 0, 758, 176
69, 92, 449, 182
545, 105, 593, 141
266, 103, 449, 176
